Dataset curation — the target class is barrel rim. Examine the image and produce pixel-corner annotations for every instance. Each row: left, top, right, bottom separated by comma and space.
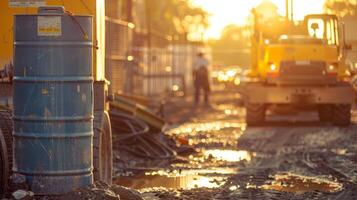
12, 116, 94, 122
13, 76, 93, 83
14, 14, 93, 17
14, 41, 93, 46
13, 132, 93, 139
13, 169, 94, 176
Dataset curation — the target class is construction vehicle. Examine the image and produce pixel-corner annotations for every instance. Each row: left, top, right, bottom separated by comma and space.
245, 3, 354, 126
0, 0, 112, 196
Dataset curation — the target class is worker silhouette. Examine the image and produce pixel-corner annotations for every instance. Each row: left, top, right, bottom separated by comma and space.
193, 52, 210, 106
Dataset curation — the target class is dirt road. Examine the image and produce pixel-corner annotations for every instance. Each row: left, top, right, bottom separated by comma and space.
116, 91, 357, 200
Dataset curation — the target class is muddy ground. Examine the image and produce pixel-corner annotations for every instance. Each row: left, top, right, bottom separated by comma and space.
113, 90, 357, 200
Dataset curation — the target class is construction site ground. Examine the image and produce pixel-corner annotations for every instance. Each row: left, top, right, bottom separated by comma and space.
113, 89, 357, 200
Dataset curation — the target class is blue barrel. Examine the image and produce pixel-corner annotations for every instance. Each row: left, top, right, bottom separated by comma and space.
13, 7, 93, 195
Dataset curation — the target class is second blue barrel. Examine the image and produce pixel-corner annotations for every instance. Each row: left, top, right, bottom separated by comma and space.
13, 7, 93, 195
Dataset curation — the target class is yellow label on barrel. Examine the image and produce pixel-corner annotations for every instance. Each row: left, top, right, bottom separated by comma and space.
37, 16, 62, 36
41, 88, 49, 95
9, 0, 46, 7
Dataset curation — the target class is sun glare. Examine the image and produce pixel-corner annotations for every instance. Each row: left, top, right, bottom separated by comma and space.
192, 0, 325, 39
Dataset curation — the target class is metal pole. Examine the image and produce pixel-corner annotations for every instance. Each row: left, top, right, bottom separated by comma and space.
285, 0, 289, 21
126, 0, 133, 22
290, 0, 294, 21
146, 0, 152, 95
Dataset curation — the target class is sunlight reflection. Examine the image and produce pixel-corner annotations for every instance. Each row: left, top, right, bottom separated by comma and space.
117, 169, 233, 189
167, 121, 244, 136
261, 173, 343, 193
204, 149, 252, 162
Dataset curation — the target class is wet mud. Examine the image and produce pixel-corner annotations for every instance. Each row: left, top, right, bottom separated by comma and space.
113, 93, 357, 199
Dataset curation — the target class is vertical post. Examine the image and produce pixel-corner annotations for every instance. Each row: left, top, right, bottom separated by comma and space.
181, 75, 186, 97
290, 0, 294, 22
126, 0, 133, 22
146, 0, 152, 95
126, 0, 134, 93
285, 0, 289, 22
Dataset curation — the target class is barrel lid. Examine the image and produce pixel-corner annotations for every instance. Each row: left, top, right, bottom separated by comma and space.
14, 6, 92, 17
38, 6, 65, 15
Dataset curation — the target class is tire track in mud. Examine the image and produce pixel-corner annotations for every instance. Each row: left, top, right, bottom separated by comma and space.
222, 122, 357, 200
141, 94, 357, 199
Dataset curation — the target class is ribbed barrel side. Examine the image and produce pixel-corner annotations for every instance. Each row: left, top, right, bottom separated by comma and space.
13, 14, 93, 195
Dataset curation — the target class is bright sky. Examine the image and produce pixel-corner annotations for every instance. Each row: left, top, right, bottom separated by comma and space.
192, 0, 325, 39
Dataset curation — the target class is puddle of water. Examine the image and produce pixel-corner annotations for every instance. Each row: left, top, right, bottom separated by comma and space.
114, 169, 229, 190
115, 115, 250, 191
114, 148, 251, 189
171, 149, 253, 170
147, 169, 236, 176
167, 121, 245, 147
204, 149, 252, 162
215, 104, 242, 117
332, 148, 347, 155
167, 121, 244, 136
261, 173, 343, 193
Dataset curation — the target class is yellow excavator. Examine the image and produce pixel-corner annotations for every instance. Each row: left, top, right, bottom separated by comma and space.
245, 4, 354, 126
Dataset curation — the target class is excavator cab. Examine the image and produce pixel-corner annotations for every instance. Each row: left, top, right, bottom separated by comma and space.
305, 15, 339, 46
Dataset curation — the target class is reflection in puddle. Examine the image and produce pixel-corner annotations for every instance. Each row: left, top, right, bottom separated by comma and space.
167, 121, 244, 136
229, 185, 240, 191
171, 149, 253, 170
224, 109, 239, 116
115, 105, 250, 191
215, 104, 242, 117
261, 173, 343, 193
148, 168, 237, 176
332, 148, 347, 155
114, 169, 229, 190
167, 121, 245, 147
204, 149, 252, 162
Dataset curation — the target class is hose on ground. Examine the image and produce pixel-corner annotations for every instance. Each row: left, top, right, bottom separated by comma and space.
109, 110, 177, 160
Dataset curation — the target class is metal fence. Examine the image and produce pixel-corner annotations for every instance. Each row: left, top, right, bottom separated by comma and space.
105, 17, 133, 95
103, 0, 209, 97
130, 45, 206, 96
